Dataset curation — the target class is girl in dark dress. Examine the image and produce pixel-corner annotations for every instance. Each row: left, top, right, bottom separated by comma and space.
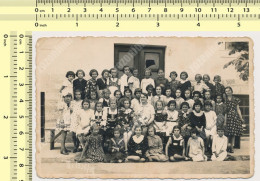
85, 69, 99, 98
105, 97, 119, 141
126, 125, 149, 162
97, 69, 109, 97
179, 71, 191, 99
225, 86, 244, 153
190, 101, 206, 141
73, 69, 87, 99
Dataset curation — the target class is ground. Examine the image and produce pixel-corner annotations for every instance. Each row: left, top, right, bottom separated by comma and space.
37, 137, 252, 178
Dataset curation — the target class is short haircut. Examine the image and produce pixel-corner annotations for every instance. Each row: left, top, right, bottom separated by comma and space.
225, 86, 233, 94
101, 69, 109, 77
134, 88, 142, 95
141, 93, 148, 99
123, 66, 130, 73
146, 84, 154, 91
172, 125, 181, 132
193, 91, 202, 98
144, 68, 152, 76
167, 100, 176, 107
81, 99, 90, 107
157, 68, 164, 73
214, 75, 221, 82
89, 69, 99, 77
195, 74, 202, 80
124, 88, 132, 95
180, 101, 190, 109
148, 125, 156, 134
155, 100, 165, 110
191, 128, 198, 135
95, 101, 103, 109
76, 69, 85, 77
66, 71, 75, 78
204, 100, 213, 107
63, 93, 72, 98
217, 126, 225, 131
193, 100, 203, 110
103, 88, 111, 94
203, 74, 210, 81
114, 90, 122, 97
180, 71, 188, 78
169, 71, 178, 78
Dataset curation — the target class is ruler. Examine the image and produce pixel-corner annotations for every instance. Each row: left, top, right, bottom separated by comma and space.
0, 32, 33, 181
0, 0, 260, 30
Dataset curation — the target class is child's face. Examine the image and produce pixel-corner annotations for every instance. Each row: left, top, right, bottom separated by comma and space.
114, 131, 120, 138
111, 70, 117, 78
124, 67, 131, 76
125, 91, 131, 98
191, 133, 197, 139
217, 130, 224, 137
185, 90, 190, 99
225, 88, 232, 96
64, 96, 72, 104
115, 92, 121, 99
135, 92, 141, 99
77, 71, 84, 79
214, 78, 220, 83
96, 104, 103, 112
68, 75, 74, 81
158, 70, 164, 78
145, 70, 151, 78
205, 105, 211, 112
195, 75, 201, 82
173, 128, 180, 136
124, 101, 130, 109
155, 87, 162, 95
92, 127, 99, 135
205, 92, 211, 99
110, 101, 117, 109
182, 105, 189, 113
90, 92, 97, 99
148, 128, 155, 136
193, 94, 199, 100
194, 105, 201, 112
147, 88, 153, 94
156, 102, 163, 110
170, 74, 176, 80
103, 72, 109, 79
180, 73, 187, 80
140, 94, 148, 103
169, 103, 176, 111
135, 127, 142, 136
82, 102, 90, 110
104, 92, 110, 99
166, 89, 171, 97
175, 90, 181, 98
92, 72, 98, 79
203, 76, 210, 83
216, 96, 222, 103
75, 92, 81, 100
133, 69, 138, 77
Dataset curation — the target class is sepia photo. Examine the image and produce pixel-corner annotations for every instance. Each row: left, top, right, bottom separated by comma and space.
36, 36, 254, 179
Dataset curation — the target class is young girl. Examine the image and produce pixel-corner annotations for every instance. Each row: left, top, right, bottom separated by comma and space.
107, 128, 126, 163
56, 93, 73, 155
76, 99, 94, 150
97, 69, 109, 97
91, 102, 107, 128
203, 74, 216, 99
119, 89, 133, 108
105, 98, 119, 141
165, 100, 179, 137
118, 98, 134, 152
131, 88, 142, 113
204, 90, 216, 111
73, 69, 87, 99
141, 68, 155, 94
193, 91, 204, 106
213, 75, 226, 100
99, 88, 111, 108
204, 101, 217, 153
190, 101, 206, 141
184, 89, 194, 112
152, 86, 167, 107
169, 71, 181, 98
179, 71, 191, 99
146, 84, 154, 105
166, 126, 187, 162
114, 90, 123, 107
164, 88, 174, 106
178, 102, 192, 147
211, 127, 228, 161
75, 123, 106, 163
60, 71, 75, 98
120, 66, 132, 95
127, 125, 148, 162
128, 68, 140, 95
146, 126, 168, 162
187, 129, 207, 162
89, 91, 99, 110
215, 94, 227, 128
108, 68, 120, 97
70, 90, 83, 152
155, 69, 169, 93
85, 69, 98, 98
192, 74, 209, 95
175, 89, 185, 110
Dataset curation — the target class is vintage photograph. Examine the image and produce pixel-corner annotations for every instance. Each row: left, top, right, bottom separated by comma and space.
36, 36, 254, 178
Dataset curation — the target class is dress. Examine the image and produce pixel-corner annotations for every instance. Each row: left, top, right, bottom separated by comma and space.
135, 103, 155, 126
85, 78, 98, 98
187, 137, 207, 162
225, 97, 243, 136
165, 109, 179, 136
154, 110, 167, 132
75, 134, 106, 162
190, 111, 206, 139
128, 76, 140, 94
178, 111, 191, 138
97, 78, 107, 90
215, 82, 225, 98
168, 135, 184, 156
155, 77, 169, 91
61, 79, 74, 97
175, 97, 185, 110
56, 102, 72, 131
141, 78, 155, 94
204, 111, 217, 137
107, 137, 126, 162
73, 78, 87, 99
205, 82, 216, 99
146, 135, 167, 161
128, 135, 149, 158
169, 80, 181, 97
70, 100, 83, 132
76, 109, 94, 135
108, 77, 120, 97
215, 102, 227, 127
211, 135, 228, 161
105, 108, 119, 139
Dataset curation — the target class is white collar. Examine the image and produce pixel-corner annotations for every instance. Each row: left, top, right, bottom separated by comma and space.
133, 135, 144, 143
216, 102, 223, 106
193, 110, 204, 116
180, 79, 188, 84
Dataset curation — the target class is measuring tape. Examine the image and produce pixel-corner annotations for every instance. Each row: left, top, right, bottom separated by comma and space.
0, 0, 258, 181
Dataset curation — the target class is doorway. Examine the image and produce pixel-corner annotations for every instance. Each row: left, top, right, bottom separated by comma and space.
114, 44, 166, 79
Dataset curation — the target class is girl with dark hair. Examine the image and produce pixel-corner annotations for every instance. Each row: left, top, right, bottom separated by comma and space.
60, 71, 75, 98
97, 69, 110, 97
179, 71, 191, 99
169, 71, 181, 98
73, 69, 87, 99
85, 69, 98, 98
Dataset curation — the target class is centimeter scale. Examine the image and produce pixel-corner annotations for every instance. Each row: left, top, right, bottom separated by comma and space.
0, 0, 259, 181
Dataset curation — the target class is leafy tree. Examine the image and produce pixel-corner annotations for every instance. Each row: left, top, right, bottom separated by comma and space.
222, 42, 249, 81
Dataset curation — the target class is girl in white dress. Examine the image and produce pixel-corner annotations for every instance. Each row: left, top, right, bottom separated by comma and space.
164, 100, 179, 137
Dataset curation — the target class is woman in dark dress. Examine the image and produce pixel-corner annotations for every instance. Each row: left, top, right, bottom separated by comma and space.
179, 71, 191, 99
97, 69, 110, 97
126, 125, 148, 162
224, 86, 244, 153
73, 69, 87, 99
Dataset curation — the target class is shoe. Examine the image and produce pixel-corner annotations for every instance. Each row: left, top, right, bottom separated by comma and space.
72, 148, 78, 153
230, 149, 234, 153
60, 150, 69, 155
65, 148, 71, 153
